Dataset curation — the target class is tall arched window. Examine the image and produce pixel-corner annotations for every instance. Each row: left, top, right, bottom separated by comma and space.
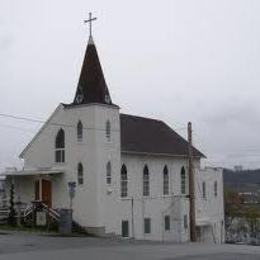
143, 165, 150, 196
106, 120, 111, 141
163, 165, 169, 195
78, 162, 84, 185
55, 128, 65, 163
121, 164, 128, 197
202, 181, 206, 198
77, 120, 83, 142
214, 181, 218, 197
181, 167, 186, 194
106, 161, 112, 185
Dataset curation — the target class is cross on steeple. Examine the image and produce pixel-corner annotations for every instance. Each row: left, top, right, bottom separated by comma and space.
84, 12, 97, 37
73, 12, 113, 106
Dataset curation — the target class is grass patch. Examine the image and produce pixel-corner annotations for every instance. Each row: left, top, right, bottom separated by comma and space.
0, 224, 58, 234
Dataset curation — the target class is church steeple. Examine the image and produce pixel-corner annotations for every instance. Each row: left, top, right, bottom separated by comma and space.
73, 13, 113, 106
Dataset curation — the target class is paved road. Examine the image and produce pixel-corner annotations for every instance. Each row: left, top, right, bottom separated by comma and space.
0, 232, 259, 260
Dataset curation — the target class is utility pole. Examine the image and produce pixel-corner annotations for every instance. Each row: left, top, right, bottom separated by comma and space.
188, 122, 196, 242
131, 197, 135, 239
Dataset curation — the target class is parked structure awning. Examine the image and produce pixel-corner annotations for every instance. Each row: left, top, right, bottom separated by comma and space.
1, 168, 64, 177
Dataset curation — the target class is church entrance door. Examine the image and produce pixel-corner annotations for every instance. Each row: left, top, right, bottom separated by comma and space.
42, 179, 52, 208
34, 179, 52, 208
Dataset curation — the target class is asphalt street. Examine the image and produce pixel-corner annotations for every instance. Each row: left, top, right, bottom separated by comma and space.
0, 232, 259, 260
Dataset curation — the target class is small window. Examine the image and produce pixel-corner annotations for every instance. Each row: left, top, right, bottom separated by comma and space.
202, 181, 206, 199
106, 120, 111, 141
143, 165, 150, 196
78, 163, 84, 185
184, 215, 188, 229
106, 161, 112, 185
214, 181, 217, 197
121, 164, 128, 197
163, 165, 169, 195
55, 129, 65, 163
144, 218, 151, 234
181, 167, 186, 194
77, 120, 83, 142
121, 220, 129, 237
164, 215, 170, 231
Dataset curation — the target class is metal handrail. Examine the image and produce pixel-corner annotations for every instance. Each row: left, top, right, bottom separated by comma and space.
23, 205, 33, 217
40, 202, 60, 221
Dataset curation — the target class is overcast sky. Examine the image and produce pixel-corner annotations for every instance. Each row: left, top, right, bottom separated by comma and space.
1, 0, 260, 171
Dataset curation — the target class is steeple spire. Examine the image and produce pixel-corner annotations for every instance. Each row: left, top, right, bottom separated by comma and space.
73, 14, 113, 106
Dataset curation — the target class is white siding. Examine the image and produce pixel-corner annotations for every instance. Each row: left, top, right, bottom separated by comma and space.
7, 102, 224, 242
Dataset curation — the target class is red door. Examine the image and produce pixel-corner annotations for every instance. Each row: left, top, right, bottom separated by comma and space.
42, 179, 52, 208
35, 180, 40, 201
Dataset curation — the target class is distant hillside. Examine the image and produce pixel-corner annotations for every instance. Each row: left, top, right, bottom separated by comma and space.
223, 169, 260, 192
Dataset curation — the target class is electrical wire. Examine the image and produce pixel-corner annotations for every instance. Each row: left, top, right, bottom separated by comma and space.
0, 112, 186, 133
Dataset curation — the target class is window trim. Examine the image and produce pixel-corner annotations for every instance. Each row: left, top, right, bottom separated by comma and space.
202, 181, 206, 199
106, 161, 112, 185
55, 149, 65, 163
164, 215, 170, 231
106, 120, 111, 142
55, 128, 65, 163
214, 181, 218, 197
144, 217, 151, 234
163, 165, 170, 195
77, 162, 84, 185
184, 214, 188, 229
77, 120, 83, 142
121, 220, 129, 238
120, 164, 128, 198
181, 167, 186, 195
143, 165, 150, 197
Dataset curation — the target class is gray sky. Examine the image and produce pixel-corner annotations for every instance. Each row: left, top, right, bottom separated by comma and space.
1, 0, 260, 171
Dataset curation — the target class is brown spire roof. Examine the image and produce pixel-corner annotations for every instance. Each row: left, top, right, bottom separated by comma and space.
72, 36, 114, 106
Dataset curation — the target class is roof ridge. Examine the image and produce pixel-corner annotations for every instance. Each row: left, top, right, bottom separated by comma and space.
120, 113, 163, 123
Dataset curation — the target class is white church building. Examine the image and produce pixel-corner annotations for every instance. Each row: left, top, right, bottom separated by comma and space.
3, 24, 225, 243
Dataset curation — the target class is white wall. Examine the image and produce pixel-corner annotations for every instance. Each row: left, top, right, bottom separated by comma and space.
105, 154, 193, 242
195, 167, 225, 243
12, 102, 224, 242
21, 103, 121, 229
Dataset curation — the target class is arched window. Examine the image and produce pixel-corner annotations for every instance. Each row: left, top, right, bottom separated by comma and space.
106, 120, 111, 141
214, 181, 218, 197
121, 164, 128, 197
143, 165, 150, 196
106, 161, 112, 185
202, 181, 206, 198
77, 120, 83, 142
184, 214, 188, 229
78, 163, 84, 185
55, 129, 65, 163
181, 167, 186, 194
163, 165, 169, 195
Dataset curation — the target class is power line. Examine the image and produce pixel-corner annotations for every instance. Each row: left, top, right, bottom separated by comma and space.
0, 113, 44, 124
0, 112, 186, 133
3, 112, 260, 162
0, 112, 120, 132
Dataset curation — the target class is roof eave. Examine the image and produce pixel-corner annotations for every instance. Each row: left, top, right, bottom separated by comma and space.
121, 150, 204, 159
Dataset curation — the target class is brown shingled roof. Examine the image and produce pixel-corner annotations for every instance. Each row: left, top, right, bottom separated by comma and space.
120, 114, 205, 158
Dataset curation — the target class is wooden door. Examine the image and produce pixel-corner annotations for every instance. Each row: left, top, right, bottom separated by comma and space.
35, 180, 40, 201
42, 179, 52, 208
